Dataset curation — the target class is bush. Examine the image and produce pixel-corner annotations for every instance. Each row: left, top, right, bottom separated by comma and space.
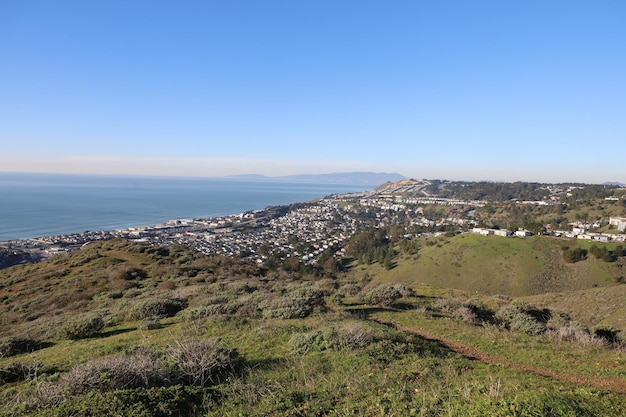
361, 284, 402, 307
593, 326, 621, 345
57, 351, 169, 395
337, 283, 361, 296
547, 324, 606, 348
495, 302, 546, 335
128, 298, 187, 320
0, 336, 41, 358
0, 360, 42, 384
28, 386, 205, 417
168, 339, 245, 387
260, 287, 327, 319
58, 315, 105, 340
288, 323, 377, 354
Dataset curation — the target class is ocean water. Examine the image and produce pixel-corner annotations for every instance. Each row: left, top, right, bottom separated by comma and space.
0, 173, 371, 241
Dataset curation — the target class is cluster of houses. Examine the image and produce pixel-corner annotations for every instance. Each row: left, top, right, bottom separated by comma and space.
471, 228, 533, 238
472, 217, 626, 243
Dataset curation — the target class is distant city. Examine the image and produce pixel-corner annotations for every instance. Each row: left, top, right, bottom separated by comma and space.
3, 179, 625, 269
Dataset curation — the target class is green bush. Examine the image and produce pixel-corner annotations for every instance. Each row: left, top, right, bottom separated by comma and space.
288, 323, 377, 354
361, 284, 402, 307
0, 336, 41, 358
58, 315, 105, 340
495, 302, 546, 335
260, 287, 327, 319
28, 385, 204, 417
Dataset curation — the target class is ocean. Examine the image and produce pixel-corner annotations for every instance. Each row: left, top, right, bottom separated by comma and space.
0, 173, 371, 241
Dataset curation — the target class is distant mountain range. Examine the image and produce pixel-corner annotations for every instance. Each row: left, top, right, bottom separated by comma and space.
225, 172, 407, 185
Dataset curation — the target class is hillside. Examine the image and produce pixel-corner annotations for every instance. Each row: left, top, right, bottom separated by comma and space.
350, 234, 623, 297
2, 238, 626, 416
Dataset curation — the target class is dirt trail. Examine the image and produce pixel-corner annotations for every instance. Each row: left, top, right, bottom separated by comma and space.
369, 316, 626, 394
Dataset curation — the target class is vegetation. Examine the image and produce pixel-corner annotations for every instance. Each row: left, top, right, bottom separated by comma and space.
2, 232, 626, 415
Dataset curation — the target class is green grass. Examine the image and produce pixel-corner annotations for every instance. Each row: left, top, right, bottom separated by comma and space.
2, 238, 626, 416
350, 234, 622, 296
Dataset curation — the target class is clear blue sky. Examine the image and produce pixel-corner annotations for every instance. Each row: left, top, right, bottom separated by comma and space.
1, 1, 625, 183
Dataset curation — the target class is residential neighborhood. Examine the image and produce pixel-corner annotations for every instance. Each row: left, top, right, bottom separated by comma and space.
3, 180, 625, 267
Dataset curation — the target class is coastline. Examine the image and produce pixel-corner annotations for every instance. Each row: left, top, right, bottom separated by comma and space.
0, 173, 372, 242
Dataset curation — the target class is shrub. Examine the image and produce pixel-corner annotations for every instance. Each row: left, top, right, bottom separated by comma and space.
392, 284, 417, 298
451, 305, 478, 324
337, 283, 361, 296
288, 323, 376, 354
260, 287, 327, 319
28, 386, 205, 417
58, 350, 169, 395
58, 314, 105, 340
0, 336, 41, 358
128, 298, 187, 320
495, 302, 546, 335
593, 326, 621, 345
547, 324, 606, 348
288, 331, 332, 354
168, 339, 245, 387
0, 360, 42, 384
333, 322, 376, 349
137, 318, 162, 330
361, 284, 403, 307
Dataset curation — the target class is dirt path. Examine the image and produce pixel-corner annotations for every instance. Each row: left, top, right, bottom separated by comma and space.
369, 315, 626, 394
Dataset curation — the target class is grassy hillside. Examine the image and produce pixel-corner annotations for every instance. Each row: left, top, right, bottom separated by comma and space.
350, 234, 623, 297
2, 239, 626, 416
525, 285, 626, 332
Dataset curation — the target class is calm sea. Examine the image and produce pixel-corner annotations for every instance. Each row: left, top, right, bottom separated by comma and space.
0, 173, 371, 241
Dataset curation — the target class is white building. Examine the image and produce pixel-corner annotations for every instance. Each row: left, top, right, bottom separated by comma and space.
609, 217, 626, 232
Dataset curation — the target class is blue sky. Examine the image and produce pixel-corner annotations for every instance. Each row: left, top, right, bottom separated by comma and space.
1, 1, 625, 183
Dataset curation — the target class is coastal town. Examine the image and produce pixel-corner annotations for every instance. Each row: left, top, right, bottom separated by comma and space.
2, 179, 626, 268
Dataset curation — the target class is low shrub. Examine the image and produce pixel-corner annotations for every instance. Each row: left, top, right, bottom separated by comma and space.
0, 336, 41, 358
337, 283, 361, 296
128, 298, 187, 320
547, 324, 606, 348
168, 339, 245, 387
288, 323, 377, 354
333, 322, 376, 349
260, 287, 327, 319
392, 284, 417, 297
0, 360, 42, 384
137, 318, 162, 330
495, 302, 547, 335
361, 284, 402, 307
58, 350, 169, 395
27, 386, 205, 417
593, 326, 621, 346
288, 330, 334, 354
58, 314, 105, 340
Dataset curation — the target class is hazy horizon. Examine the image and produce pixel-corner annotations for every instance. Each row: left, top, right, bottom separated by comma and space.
2, 2, 625, 184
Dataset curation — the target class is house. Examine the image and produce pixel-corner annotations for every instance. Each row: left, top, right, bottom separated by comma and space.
609, 217, 626, 232
472, 228, 493, 236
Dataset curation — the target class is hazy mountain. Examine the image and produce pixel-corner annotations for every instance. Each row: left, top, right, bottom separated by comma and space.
225, 172, 406, 185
